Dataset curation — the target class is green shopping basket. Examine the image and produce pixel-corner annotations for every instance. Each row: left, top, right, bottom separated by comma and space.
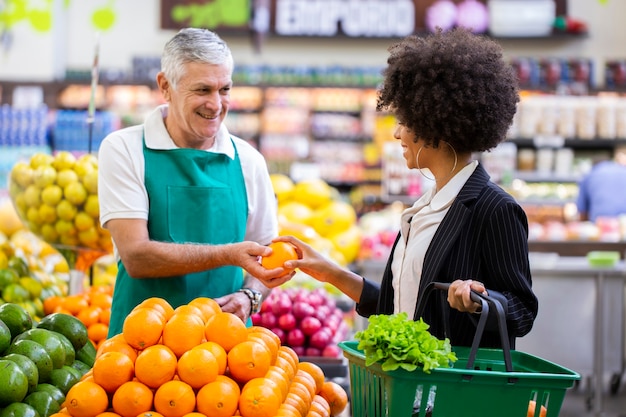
339, 282, 580, 417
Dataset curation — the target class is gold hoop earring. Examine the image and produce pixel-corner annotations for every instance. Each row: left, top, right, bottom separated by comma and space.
415, 146, 435, 181
415, 142, 458, 181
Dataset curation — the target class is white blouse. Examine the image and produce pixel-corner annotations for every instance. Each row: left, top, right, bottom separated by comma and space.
391, 160, 478, 315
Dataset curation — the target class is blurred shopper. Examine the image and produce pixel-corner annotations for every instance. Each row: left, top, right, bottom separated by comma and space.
98, 28, 290, 337
576, 146, 626, 222
262, 28, 538, 349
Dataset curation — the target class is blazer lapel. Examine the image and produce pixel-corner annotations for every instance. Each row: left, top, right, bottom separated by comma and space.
414, 164, 491, 317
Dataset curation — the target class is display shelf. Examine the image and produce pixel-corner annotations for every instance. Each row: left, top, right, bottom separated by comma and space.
508, 138, 626, 150
528, 241, 626, 258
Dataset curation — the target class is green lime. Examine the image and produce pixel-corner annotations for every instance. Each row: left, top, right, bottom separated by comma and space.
19, 277, 43, 299
0, 319, 11, 354
6, 339, 53, 383
0, 268, 19, 289
0, 303, 34, 339
8, 256, 30, 278
53, 332, 75, 366
0, 402, 40, 417
23, 390, 61, 417
3, 353, 39, 394
0, 359, 29, 406
3, 283, 31, 303
36, 313, 88, 352
69, 359, 91, 378
49, 365, 80, 396
74, 340, 96, 368
15, 328, 66, 369
35, 383, 65, 406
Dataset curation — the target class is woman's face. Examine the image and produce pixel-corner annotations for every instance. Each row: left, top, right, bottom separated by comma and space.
394, 122, 422, 169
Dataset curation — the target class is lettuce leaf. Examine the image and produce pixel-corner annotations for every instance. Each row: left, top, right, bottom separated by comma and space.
354, 312, 457, 373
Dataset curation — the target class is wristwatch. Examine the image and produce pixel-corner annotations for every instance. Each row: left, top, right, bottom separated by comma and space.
239, 288, 263, 315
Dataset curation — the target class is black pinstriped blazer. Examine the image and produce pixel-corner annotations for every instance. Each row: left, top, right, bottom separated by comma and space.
356, 163, 538, 348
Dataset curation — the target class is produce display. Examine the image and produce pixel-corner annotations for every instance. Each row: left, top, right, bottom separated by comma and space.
7, 151, 112, 253
0, 304, 95, 417
271, 174, 361, 267
62, 296, 349, 417
252, 287, 350, 359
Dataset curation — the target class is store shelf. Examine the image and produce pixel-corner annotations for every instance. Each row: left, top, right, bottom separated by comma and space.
528, 241, 626, 258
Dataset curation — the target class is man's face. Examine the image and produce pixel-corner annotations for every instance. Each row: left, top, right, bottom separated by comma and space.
160, 61, 232, 149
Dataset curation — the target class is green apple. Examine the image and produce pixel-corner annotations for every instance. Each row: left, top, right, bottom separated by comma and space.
56, 169, 79, 189
29, 153, 54, 169
56, 200, 77, 221
52, 151, 76, 171
84, 195, 100, 218
41, 184, 63, 206
11, 162, 34, 188
40, 223, 59, 243
23, 185, 42, 207
33, 165, 57, 188
74, 211, 95, 232
38, 204, 58, 224
82, 170, 98, 194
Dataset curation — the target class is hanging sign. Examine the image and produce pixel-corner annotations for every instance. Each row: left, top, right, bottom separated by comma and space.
274, 0, 415, 37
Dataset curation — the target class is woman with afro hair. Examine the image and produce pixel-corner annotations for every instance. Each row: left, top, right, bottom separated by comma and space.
268, 28, 538, 349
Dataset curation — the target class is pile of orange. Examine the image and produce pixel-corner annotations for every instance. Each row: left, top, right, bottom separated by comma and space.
56, 296, 348, 417
42, 284, 113, 348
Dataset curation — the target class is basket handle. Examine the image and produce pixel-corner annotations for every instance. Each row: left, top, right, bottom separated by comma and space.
416, 282, 513, 372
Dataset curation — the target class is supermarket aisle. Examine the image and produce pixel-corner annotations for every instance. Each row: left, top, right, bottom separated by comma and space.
559, 388, 626, 417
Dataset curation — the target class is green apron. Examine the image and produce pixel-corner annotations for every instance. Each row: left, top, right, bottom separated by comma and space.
107, 133, 248, 337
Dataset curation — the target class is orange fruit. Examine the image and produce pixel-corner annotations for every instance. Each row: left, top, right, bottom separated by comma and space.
153, 380, 196, 417
112, 380, 154, 417
239, 377, 282, 417
311, 394, 331, 417
294, 369, 318, 399
176, 347, 219, 389
283, 391, 309, 417
64, 380, 109, 417
289, 379, 313, 406
196, 375, 240, 417
60, 295, 90, 316
274, 355, 296, 382
204, 312, 248, 352
77, 305, 102, 327
319, 381, 348, 417
138, 297, 175, 321
89, 292, 113, 310
162, 312, 205, 357
247, 328, 279, 365
43, 295, 62, 316
298, 362, 325, 395
136, 413, 165, 417
227, 340, 272, 384
134, 345, 178, 389
92, 350, 135, 393
260, 242, 298, 275
172, 305, 204, 321
123, 307, 165, 350
193, 341, 227, 375
279, 345, 300, 368
96, 333, 138, 362
248, 326, 282, 347
88, 322, 110, 344
265, 365, 290, 402
95, 413, 122, 417
276, 402, 301, 417
99, 308, 111, 326
188, 297, 221, 322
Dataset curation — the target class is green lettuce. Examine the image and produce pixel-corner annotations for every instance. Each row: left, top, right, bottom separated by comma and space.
354, 312, 457, 373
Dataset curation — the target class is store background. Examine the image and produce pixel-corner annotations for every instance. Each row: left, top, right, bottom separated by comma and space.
2, 1, 626, 416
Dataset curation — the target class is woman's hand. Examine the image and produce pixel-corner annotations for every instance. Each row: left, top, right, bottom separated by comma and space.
447, 279, 488, 314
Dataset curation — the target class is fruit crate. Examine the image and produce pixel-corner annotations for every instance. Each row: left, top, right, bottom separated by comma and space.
338, 282, 580, 417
